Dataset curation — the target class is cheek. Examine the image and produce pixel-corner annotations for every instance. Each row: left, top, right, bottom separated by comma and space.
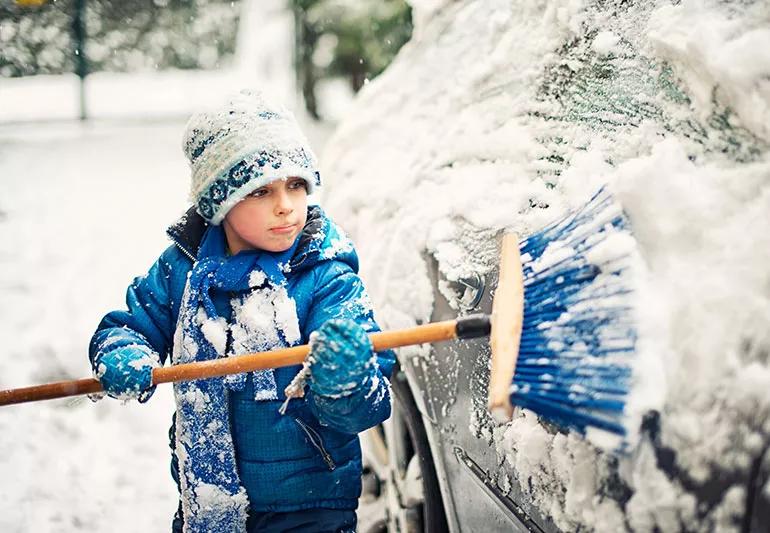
293, 196, 308, 224
228, 203, 270, 236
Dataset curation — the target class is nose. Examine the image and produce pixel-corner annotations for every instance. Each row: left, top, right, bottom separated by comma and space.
273, 185, 294, 216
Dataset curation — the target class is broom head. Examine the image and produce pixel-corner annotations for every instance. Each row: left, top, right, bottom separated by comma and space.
492, 186, 642, 447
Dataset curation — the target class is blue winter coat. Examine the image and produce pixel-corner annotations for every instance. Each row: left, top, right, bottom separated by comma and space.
89, 205, 395, 514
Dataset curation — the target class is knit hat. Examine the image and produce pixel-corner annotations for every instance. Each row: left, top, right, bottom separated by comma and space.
182, 89, 321, 225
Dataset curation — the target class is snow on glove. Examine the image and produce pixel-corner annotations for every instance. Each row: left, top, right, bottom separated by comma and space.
94, 345, 159, 402
308, 318, 375, 398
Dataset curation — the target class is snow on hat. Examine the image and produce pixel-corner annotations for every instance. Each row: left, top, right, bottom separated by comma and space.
182, 89, 321, 225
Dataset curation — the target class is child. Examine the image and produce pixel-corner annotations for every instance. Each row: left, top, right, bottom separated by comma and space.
89, 89, 395, 533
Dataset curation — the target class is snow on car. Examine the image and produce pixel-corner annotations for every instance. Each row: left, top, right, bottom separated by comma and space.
322, 0, 770, 531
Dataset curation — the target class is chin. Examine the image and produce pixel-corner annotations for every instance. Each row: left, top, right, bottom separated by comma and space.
266, 244, 293, 253
261, 235, 297, 253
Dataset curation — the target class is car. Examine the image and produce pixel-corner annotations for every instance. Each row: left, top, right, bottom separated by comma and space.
322, 0, 770, 531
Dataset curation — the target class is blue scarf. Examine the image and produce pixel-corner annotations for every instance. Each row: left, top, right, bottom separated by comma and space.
172, 224, 300, 532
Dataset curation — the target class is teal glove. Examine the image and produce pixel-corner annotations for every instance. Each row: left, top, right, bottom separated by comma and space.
308, 319, 375, 398
94, 346, 159, 402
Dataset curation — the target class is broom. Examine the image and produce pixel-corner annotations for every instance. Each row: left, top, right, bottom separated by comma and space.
0, 187, 640, 442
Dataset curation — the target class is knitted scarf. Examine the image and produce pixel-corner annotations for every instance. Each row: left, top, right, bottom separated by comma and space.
171, 224, 301, 533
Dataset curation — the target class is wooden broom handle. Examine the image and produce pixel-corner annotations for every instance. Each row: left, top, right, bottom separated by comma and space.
0, 319, 461, 406
488, 233, 524, 423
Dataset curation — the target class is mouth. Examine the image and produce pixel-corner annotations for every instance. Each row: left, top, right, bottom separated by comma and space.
269, 223, 297, 234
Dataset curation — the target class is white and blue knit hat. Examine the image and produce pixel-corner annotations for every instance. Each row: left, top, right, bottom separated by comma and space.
182, 89, 321, 225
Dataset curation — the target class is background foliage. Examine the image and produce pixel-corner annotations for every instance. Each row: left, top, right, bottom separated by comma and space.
294, 0, 412, 118
0, 0, 240, 77
0, 0, 412, 119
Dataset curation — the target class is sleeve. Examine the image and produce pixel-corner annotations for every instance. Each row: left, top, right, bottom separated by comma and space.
88, 246, 179, 372
304, 261, 396, 434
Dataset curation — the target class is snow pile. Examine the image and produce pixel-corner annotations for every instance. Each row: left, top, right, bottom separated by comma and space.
322, 0, 770, 530
646, 0, 770, 143
593, 31, 621, 56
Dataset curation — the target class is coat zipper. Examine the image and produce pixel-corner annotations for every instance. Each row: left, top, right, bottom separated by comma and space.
294, 417, 336, 471
290, 252, 307, 271
170, 237, 197, 262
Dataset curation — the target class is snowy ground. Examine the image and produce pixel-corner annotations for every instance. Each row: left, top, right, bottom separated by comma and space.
0, 119, 189, 531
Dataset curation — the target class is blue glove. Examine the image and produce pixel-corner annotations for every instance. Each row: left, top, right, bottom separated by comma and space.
308, 319, 374, 398
94, 345, 159, 402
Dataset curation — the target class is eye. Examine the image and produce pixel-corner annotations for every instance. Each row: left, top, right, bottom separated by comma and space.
288, 178, 308, 191
248, 187, 268, 198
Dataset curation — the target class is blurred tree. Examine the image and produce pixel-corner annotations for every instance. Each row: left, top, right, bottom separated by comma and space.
0, 0, 240, 77
291, 0, 411, 119
1, 0, 73, 76
292, 0, 320, 119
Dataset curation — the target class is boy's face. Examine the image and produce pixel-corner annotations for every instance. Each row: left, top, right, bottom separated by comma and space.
223, 177, 309, 254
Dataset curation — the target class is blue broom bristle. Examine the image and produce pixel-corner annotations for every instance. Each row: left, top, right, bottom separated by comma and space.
510, 186, 641, 443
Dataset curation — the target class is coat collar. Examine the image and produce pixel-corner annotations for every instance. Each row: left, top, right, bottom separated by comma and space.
166, 206, 207, 261
165, 205, 347, 272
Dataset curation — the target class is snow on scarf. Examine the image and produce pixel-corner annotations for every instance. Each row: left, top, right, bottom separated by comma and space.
171, 224, 301, 532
